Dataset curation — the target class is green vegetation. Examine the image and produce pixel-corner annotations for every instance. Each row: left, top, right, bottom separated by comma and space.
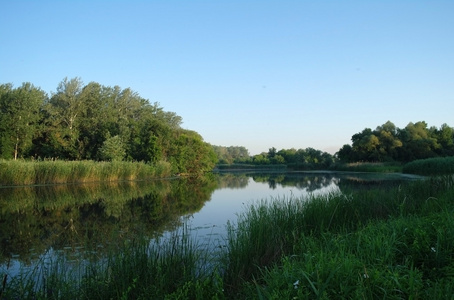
331, 162, 403, 173
0, 176, 218, 264
214, 146, 335, 170
338, 120, 454, 163
3, 175, 454, 299
0, 159, 172, 186
403, 156, 454, 176
0, 79, 216, 175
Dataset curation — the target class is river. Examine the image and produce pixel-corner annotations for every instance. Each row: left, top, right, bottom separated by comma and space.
0, 171, 422, 280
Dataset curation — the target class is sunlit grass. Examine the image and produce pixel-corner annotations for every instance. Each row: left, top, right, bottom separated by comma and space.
332, 162, 403, 173
0, 159, 173, 186
2, 175, 454, 298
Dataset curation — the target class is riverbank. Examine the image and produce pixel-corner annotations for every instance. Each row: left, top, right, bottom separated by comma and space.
0, 159, 173, 186
3, 174, 453, 299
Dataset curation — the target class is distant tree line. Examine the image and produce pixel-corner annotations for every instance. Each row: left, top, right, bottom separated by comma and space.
337, 121, 454, 163
0, 78, 217, 174
212, 145, 250, 164
213, 145, 335, 169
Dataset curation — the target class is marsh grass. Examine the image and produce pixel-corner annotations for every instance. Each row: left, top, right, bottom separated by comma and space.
2, 175, 454, 299
0, 159, 173, 186
403, 156, 454, 176
3, 226, 224, 300
332, 162, 403, 173
223, 175, 454, 298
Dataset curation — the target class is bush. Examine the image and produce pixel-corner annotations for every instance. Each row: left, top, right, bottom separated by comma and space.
403, 157, 454, 176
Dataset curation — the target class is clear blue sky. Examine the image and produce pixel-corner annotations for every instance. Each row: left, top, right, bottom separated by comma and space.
1, 1, 453, 155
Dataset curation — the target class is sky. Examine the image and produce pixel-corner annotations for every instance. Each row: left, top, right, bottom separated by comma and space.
1, 1, 453, 155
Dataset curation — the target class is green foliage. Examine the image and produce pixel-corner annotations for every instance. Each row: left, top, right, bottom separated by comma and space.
227, 175, 454, 298
0, 78, 214, 175
0, 159, 166, 185
98, 134, 126, 161
212, 145, 249, 164
332, 162, 403, 173
2, 175, 454, 298
403, 156, 454, 176
339, 120, 454, 163
0, 82, 46, 159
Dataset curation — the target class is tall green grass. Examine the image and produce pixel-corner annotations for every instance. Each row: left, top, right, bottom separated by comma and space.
2, 175, 454, 299
3, 226, 224, 300
0, 159, 173, 186
331, 162, 403, 173
403, 156, 454, 176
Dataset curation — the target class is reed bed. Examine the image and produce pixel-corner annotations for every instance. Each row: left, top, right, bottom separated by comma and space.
403, 156, 454, 176
0, 159, 173, 186
331, 162, 403, 173
2, 175, 454, 299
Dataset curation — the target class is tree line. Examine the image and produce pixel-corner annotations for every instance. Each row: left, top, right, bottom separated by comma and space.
0, 78, 217, 174
337, 120, 454, 163
2, 78, 452, 172
213, 145, 335, 169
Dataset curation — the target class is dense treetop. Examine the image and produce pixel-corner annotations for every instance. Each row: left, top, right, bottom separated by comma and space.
0, 78, 217, 174
337, 120, 454, 163
2, 78, 452, 172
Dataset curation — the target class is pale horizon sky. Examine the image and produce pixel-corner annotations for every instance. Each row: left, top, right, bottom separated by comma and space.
1, 1, 453, 155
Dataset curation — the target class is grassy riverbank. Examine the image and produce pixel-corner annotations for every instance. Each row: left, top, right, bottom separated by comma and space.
0, 159, 173, 186
2, 175, 454, 299
331, 162, 403, 173
403, 156, 454, 176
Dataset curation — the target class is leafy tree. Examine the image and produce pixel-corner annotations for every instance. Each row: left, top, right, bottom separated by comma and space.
0, 83, 46, 159
168, 130, 217, 174
277, 148, 297, 164
433, 123, 454, 156
212, 145, 250, 164
351, 128, 380, 161
252, 154, 270, 165
98, 134, 126, 161
337, 144, 354, 162
268, 147, 277, 158
43, 77, 85, 158
374, 121, 403, 161
398, 121, 439, 161
270, 154, 285, 164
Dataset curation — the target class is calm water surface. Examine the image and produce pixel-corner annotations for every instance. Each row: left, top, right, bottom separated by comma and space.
0, 171, 422, 279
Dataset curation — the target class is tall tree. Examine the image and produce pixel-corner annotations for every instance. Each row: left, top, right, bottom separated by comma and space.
351, 128, 380, 161
374, 121, 402, 161
0, 83, 46, 159
398, 121, 439, 161
43, 77, 85, 159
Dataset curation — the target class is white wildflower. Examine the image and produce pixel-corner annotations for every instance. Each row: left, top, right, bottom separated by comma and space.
293, 280, 299, 289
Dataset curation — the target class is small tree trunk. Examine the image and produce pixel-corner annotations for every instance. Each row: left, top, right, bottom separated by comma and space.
14, 137, 19, 160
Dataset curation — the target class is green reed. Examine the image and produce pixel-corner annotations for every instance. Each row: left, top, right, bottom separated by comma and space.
403, 156, 454, 176
332, 161, 403, 173
2, 175, 454, 299
223, 175, 454, 298
0, 159, 173, 186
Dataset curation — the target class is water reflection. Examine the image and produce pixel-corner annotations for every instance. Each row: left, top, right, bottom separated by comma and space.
0, 176, 218, 265
1, 171, 421, 268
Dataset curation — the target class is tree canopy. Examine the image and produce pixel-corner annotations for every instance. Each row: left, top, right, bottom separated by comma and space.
0, 78, 216, 174
338, 120, 454, 163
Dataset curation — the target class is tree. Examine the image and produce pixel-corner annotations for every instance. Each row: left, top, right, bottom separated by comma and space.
374, 121, 402, 161
0, 83, 46, 159
351, 128, 380, 161
398, 121, 439, 161
98, 134, 126, 161
168, 130, 217, 174
43, 77, 85, 159
337, 144, 354, 162
433, 123, 454, 156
